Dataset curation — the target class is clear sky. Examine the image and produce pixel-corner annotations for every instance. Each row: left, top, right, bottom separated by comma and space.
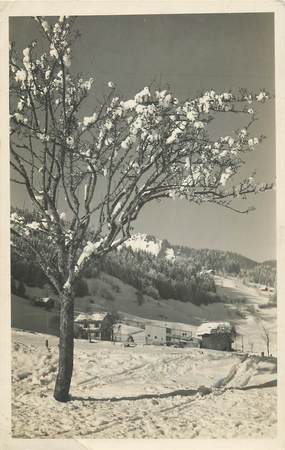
10, 13, 275, 262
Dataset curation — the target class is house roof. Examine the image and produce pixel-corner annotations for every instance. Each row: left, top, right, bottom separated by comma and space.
196, 321, 233, 336
74, 312, 109, 322
39, 297, 53, 303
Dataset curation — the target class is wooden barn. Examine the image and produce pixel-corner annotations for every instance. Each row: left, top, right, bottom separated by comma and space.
196, 322, 235, 351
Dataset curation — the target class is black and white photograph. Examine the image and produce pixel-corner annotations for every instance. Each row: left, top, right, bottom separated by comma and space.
1, 2, 283, 444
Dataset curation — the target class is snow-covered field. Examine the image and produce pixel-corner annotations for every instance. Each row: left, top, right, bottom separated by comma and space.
12, 330, 277, 439
11, 274, 277, 438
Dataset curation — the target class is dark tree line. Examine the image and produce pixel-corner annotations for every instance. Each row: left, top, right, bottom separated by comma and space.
86, 247, 220, 306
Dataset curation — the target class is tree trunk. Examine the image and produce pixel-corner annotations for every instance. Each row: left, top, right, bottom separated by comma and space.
54, 288, 74, 402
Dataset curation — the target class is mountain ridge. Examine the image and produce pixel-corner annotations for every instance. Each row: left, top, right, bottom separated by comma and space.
124, 232, 274, 269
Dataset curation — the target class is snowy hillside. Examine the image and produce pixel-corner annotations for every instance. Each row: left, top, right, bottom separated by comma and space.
123, 234, 276, 287
12, 269, 277, 357
124, 233, 177, 261
124, 233, 164, 256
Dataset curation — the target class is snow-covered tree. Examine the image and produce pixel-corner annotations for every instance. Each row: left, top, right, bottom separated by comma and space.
10, 16, 272, 401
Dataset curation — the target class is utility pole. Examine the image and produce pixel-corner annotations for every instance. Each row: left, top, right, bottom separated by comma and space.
46, 308, 49, 335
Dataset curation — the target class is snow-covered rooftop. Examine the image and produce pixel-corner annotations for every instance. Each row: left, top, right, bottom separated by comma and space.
38, 297, 53, 303
196, 322, 233, 336
74, 312, 109, 322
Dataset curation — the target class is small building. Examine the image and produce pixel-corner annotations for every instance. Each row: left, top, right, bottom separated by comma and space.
144, 322, 195, 346
145, 324, 166, 345
74, 312, 114, 341
33, 297, 55, 310
196, 322, 234, 351
112, 323, 145, 345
